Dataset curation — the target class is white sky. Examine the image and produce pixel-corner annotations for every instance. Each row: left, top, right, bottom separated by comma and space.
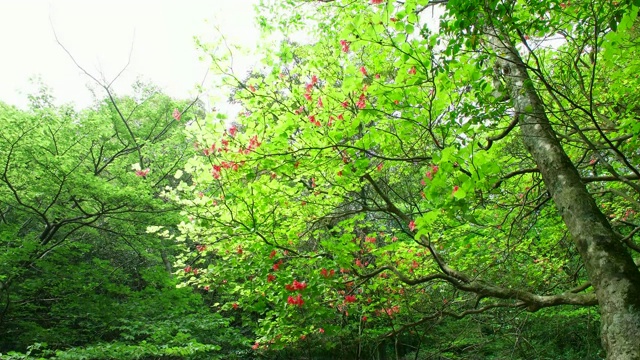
0, 0, 260, 109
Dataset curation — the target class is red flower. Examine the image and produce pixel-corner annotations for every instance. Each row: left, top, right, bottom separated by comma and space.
362, 316, 368, 322
229, 125, 238, 137
273, 260, 283, 271
304, 93, 312, 101
135, 168, 150, 177
345, 295, 357, 303
249, 84, 256, 92
269, 250, 277, 259
317, 97, 323, 108
452, 185, 459, 195
390, 17, 397, 22
267, 274, 276, 282
287, 294, 304, 307
252, 342, 259, 350
184, 266, 192, 273
359, 66, 368, 76
409, 220, 416, 231
340, 39, 350, 52
311, 75, 318, 84
172, 108, 181, 121
371, 0, 384, 3
356, 94, 366, 109
233, 303, 239, 309
237, 245, 243, 255
318, 328, 325, 333
204, 285, 210, 291
286, 280, 307, 291
408, 66, 417, 75
377, 162, 383, 171
338, 114, 344, 120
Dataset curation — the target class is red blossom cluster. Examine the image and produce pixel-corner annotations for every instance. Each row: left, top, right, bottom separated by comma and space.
287, 294, 304, 307
285, 280, 307, 291
135, 168, 150, 177
408, 220, 416, 231
376, 305, 400, 317
172, 108, 181, 121
320, 268, 335, 278
356, 94, 366, 109
425, 165, 438, 180
273, 259, 284, 271
309, 115, 321, 127
340, 39, 350, 52
345, 295, 357, 303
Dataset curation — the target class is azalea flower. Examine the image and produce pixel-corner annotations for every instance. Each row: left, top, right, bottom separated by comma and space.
409, 220, 416, 231
135, 168, 150, 177
340, 39, 350, 52
172, 108, 181, 121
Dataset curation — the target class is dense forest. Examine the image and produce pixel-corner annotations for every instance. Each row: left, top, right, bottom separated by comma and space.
1, 0, 639, 359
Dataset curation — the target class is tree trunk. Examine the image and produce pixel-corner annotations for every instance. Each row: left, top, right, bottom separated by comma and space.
487, 29, 640, 359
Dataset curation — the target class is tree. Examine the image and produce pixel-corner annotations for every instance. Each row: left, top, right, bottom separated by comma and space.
0, 80, 238, 358
164, 0, 639, 358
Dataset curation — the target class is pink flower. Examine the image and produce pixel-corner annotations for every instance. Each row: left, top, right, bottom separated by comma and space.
408, 67, 417, 75
341, 100, 349, 108
340, 39, 350, 52
371, 0, 384, 3
311, 75, 318, 84
304, 93, 312, 101
252, 342, 259, 350
172, 108, 181, 121
318, 328, 325, 333
409, 220, 416, 231
453, 185, 459, 195
228, 125, 238, 137
377, 162, 383, 171
356, 94, 366, 109
360, 66, 368, 76
249, 85, 256, 92
204, 285, 210, 291
135, 168, 150, 177
317, 97, 323, 108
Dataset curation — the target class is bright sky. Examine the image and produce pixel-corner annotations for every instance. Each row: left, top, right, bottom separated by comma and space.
0, 0, 260, 109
